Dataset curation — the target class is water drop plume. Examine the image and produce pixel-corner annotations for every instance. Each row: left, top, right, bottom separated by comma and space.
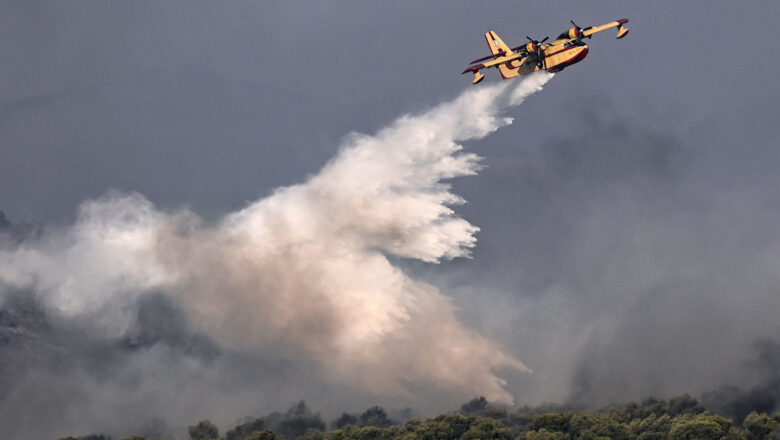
0, 73, 554, 403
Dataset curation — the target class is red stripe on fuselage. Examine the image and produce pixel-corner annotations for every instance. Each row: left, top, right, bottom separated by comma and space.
547, 46, 588, 72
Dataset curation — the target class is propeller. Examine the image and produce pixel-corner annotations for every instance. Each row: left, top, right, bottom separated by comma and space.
572, 19, 593, 39
525, 35, 549, 47
569, 20, 581, 38
525, 36, 548, 68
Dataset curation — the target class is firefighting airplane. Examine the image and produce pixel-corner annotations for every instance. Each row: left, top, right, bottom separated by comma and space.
462, 19, 629, 84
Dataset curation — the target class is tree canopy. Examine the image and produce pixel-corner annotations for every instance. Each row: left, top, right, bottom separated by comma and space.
59, 395, 780, 440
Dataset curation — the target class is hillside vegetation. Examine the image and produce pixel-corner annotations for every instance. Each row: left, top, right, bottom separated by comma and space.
59, 395, 780, 440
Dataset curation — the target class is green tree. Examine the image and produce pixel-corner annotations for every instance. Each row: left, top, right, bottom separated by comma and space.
743, 411, 780, 440
668, 414, 729, 440
358, 406, 395, 428
667, 394, 706, 417
326, 424, 400, 440
245, 431, 283, 440
404, 414, 473, 440
460, 397, 489, 415
189, 419, 219, 440
461, 417, 510, 440
274, 400, 326, 439
635, 433, 665, 440
226, 417, 265, 440
530, 413, 569, 433
331, 413, 358, 430
397, 414, 509, 440
457, 397, 507, 421
524, 429, 570, 440
121, 437, 168, 440
567, 412, 628, 440
297, 428, 326, 440
477, 407, 509, 421
627, 413, 672, 439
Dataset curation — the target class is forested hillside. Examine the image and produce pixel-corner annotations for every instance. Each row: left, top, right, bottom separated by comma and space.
59, 395, 780, 440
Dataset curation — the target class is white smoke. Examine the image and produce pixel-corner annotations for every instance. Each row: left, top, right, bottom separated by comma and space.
0, 73, 553, 404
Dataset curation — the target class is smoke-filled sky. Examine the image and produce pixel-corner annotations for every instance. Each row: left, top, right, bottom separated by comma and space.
1, 1, 780, 439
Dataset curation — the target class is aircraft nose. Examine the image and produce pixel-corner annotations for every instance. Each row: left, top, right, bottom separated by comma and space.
574, 46, 589, 61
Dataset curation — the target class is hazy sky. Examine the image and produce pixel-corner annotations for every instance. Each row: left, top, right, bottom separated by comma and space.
2, 2, 776, 223
1, 1, 780, 438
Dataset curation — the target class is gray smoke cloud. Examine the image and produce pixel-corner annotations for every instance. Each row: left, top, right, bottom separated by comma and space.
430, 109, 780, 410
702, 338, 780, 422
0, 74, 552, 438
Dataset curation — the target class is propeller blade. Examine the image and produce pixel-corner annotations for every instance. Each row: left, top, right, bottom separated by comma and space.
540, 36, 549, 43
570, 20, 579, 28
526, 36, 534, 42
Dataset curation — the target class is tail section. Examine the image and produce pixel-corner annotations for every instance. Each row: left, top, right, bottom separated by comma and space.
485, 30, 512, 57
484, 30, 522, 79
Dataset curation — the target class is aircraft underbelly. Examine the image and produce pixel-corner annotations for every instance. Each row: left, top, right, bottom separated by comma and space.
546, 46, 588, 72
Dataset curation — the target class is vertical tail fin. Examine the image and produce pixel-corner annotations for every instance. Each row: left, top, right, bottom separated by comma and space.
484, 30, 522, 79
485, 30, 512, 57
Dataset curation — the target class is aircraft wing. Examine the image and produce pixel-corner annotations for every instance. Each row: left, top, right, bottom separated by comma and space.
582, 19, 629, 39
462, 30, 538, 84
462, 52, 531, 83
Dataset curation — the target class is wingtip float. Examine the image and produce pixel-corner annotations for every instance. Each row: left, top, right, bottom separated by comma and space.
462, 18, 629, 84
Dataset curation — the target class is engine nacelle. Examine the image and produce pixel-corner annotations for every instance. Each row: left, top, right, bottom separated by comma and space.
567, 27, 583, 39
525, 41, 538, 52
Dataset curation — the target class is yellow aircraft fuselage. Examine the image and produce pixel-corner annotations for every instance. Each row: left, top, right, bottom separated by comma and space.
541, 40, 590, 73
463, 19, 629, 84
